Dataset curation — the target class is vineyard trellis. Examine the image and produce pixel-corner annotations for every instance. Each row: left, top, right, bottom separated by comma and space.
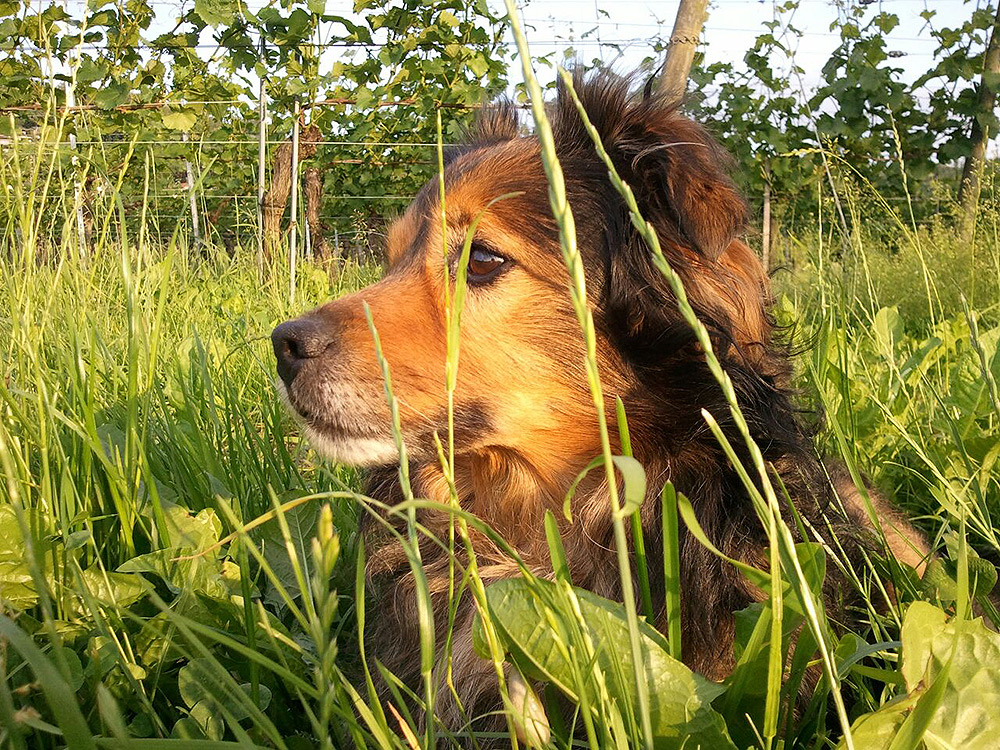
1, 0, 999, 296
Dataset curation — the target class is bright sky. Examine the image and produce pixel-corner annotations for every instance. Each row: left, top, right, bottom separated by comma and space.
511, 0, 974, 101
115, 0, 976, 95
56, 0, 984, 120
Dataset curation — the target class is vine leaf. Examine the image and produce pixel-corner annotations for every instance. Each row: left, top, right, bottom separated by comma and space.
194, 0, 237, 27
161, 108, 197, 131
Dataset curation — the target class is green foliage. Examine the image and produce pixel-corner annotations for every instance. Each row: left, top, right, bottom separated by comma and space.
688, 1, 817, 202
690, 1, 1000, 241
918, 3, 1000, 164
2, 166, 999, 749
793, 291, 1000, 550
842, 602, 1000, 750
475, 577, 735, 749
3, 2, 1000, 748
0, 0, 507, 248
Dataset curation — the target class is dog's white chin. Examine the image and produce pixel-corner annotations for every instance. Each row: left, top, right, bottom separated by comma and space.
275, 379, 398, 466
303, 424, 399, 467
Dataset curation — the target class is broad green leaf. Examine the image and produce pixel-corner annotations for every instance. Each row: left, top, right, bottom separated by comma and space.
118, 503, 227, 595
161, 108, 198, 132
841, 603, 1000, 749
78, 566, 147, 608
0, 560, 38, 609
900, 602, 1000, 749
841, 694, 917, 750
179, 659, 268, 720
51, 646, 84, 691
189, 700, 225, 740
170, 717, 207, 739
75, 57, 108, 85
194, 0, 238, 26
162, 502, 222, 549
0, 505, 55, 610
874, 306, 904, 355
479, 576, 736, 749
253, 493, 320, 604
921, 557, 998, 601
93, 81, 128, 109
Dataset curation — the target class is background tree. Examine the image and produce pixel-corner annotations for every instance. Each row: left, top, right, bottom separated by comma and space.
658, 0, 710, 99
2, 0, 1000, 262
957, 2, 1000, 240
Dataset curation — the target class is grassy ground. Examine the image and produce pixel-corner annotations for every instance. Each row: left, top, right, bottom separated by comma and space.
2, 205, 1000, 750
3, 77, 1000, 750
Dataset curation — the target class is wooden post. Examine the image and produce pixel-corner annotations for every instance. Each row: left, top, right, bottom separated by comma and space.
762, 176, 771, 271
257, 75, 267, 285
65, 79, 87, 262
289, 100, 301, 306
304, 196, 312, 261
658, 0, 710, 100
303, 104, 312, 262
305, 166, 327, 260
182, 131, 201, 248
958, 1, 1000, 242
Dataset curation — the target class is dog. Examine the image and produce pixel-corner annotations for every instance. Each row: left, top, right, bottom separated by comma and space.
271, 70, 929, 738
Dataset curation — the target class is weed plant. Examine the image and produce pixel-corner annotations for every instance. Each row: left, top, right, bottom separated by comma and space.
2, 23, 1000, 750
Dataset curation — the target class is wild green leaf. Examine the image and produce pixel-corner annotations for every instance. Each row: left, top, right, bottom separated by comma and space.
479, 576, 736, 749
78, 566, 147, 608
840, 603, 1000, 749
921, 557, 998, 601
874, 306, 904, 355
253, 493, 320, 604
0, 505, 55, 610
118, 503, 228, 595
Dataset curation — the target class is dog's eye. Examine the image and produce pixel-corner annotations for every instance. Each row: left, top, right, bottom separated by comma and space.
467, 246, 507, 283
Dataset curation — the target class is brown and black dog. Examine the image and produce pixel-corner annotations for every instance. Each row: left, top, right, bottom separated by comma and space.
271, 70, 928, 736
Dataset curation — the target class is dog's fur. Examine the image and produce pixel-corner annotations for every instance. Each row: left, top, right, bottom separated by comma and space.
272, 70, 929, 737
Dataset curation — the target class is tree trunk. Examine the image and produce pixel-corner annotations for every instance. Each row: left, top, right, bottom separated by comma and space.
657, 0, 710, 100
305, 166, 329, 260
262, 123, 321, 260
958, 1, 1000, 242
182, 132, 201, 250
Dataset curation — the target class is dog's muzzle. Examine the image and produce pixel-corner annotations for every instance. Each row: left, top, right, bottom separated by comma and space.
271, 317, 336, 388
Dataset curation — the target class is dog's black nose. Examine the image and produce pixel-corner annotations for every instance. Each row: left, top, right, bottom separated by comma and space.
271, 318, 333, 387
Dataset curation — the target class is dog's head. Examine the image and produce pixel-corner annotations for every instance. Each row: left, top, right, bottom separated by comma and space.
272, 71, 771, 488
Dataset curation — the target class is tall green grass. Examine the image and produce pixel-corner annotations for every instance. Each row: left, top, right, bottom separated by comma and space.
3, 24, 1000, 750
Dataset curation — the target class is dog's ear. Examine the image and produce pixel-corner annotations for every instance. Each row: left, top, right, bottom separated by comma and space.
553, 70, 770, 364
554, 70, 746, 261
